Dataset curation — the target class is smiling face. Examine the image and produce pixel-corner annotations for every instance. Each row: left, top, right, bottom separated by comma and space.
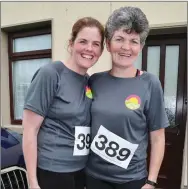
69, 27, 103, 71
106, 28, 143, 69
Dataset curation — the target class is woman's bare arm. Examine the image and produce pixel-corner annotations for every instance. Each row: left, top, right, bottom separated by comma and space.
22, 110, 44, 188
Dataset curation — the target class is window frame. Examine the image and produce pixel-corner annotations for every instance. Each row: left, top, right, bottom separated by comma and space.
8, 28, 52, 125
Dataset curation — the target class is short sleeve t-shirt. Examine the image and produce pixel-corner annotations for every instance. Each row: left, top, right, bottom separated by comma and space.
24, 61, 92, 172
86, 71, 169, 183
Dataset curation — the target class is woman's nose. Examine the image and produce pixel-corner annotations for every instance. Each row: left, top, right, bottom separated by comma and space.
86, 43, 93, 51
121, 42, 131, 50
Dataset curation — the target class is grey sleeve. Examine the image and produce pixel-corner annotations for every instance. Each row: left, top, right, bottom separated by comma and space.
24, 65, 59, 117
145, 76, 169, 131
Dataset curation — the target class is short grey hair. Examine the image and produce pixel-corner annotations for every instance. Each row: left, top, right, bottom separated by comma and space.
105, 6, 150, 45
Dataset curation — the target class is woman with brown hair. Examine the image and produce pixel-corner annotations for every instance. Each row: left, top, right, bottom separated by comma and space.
22, 17, 104, 189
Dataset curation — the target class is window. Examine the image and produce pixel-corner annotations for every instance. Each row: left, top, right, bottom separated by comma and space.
8, 29, 52, 124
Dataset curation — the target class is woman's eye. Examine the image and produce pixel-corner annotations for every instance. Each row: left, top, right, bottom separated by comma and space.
80, 41, 86, 44
94, 43, 100, 47
132, 40, 139, 44
116, 38, 122, 42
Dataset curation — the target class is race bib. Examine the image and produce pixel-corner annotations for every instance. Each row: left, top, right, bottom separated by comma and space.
73, 126, 91, 156
91, 125, 138, 169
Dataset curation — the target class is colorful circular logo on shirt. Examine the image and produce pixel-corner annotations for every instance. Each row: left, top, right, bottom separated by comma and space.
125, 95, 141, 110
86, 86, 93, 99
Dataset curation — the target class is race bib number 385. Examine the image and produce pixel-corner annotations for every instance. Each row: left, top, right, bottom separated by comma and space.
91, 125, 138, 169
73, 126, 91, 156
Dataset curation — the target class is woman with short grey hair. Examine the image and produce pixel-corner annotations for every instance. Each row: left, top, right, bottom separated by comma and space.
85, 6, 169, 189
105, 6, 150, 45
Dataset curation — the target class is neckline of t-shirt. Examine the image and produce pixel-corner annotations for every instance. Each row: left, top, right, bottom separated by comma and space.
59, 61, 87, 80
106, 70, 148, 80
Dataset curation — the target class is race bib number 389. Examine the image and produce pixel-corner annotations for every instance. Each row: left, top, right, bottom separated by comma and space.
91, 125, 138, 169
73, 126, 91, 156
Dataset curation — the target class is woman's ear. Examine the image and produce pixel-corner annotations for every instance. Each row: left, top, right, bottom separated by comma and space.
100, 42, 105, 54
69, 39, 73, 48
140, 44, 144, 51
68, 40, 74, 54
106, 39, 111, 52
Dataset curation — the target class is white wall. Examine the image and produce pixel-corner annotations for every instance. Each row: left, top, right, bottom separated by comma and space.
1, 2, 187, 75
1, 32, 10, 127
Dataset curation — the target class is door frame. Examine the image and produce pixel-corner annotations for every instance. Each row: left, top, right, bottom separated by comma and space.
145, 26, 187, 135
144, 26, 187, 188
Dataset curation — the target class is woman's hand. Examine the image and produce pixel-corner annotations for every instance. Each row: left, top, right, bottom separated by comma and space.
141, 183, 155, 189
29, 182, 41, 189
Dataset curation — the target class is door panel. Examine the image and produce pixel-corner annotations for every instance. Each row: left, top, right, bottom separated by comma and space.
164, 45, 179, 127
147, 46, 160, 77
143, 33, 187, 189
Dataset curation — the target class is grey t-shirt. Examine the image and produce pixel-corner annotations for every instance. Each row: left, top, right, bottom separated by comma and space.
24, 61, 92, 172
86, 71, 169, 183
